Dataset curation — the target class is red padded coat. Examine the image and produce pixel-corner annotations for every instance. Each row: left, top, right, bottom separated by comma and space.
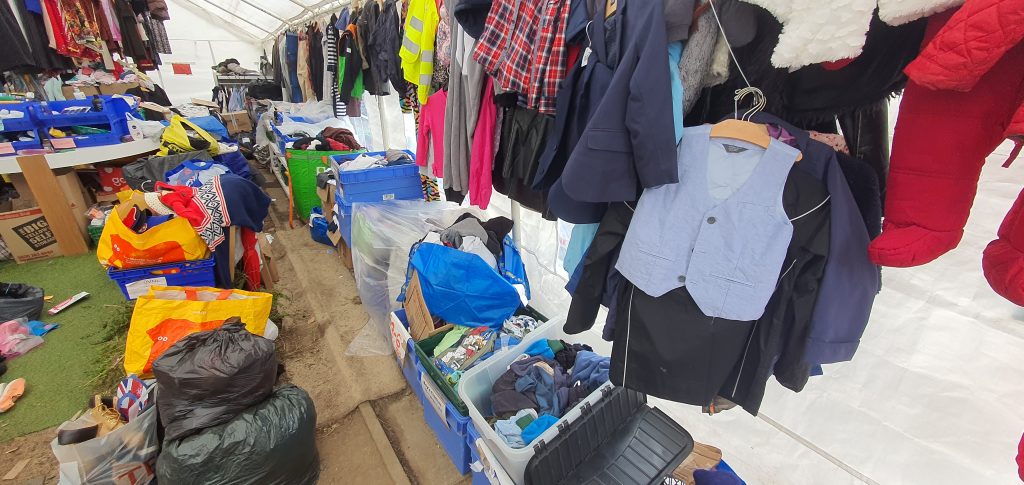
870, 1, 1024, 306
904, 0, 1024, 161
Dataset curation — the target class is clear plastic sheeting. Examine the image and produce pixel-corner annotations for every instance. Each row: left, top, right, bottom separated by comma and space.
254, 100, 371, 151
346, 200, 488, 356
486, 141, 1024, 484
484, 193, 573, 321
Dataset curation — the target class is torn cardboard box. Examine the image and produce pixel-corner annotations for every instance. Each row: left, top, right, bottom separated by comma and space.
0, 207, 62, 263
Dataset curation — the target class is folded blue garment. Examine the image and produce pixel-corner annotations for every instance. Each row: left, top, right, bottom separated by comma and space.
571, 350, 610, 391
523, 339, 555, 360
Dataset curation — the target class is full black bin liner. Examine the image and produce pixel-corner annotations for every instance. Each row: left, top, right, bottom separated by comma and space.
156, 385, 319, 485
152, 321, 278, 440
0, 283, 44, 321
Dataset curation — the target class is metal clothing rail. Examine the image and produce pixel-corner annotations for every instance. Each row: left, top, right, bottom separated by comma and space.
265, 0, 351, 43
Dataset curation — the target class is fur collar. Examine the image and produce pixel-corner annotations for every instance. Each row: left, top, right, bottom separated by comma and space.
740, 0, 964, 69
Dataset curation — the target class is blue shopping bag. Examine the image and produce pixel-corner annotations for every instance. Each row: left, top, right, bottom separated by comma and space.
409, 243, 522, 328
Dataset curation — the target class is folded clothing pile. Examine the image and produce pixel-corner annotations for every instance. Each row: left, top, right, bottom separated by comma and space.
488, 343, 610, 449
338, 149, 413, 170
430, 314, 542, 388
292, 127, 364, 151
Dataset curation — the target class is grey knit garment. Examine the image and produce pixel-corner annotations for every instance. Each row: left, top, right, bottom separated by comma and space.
442, 5, 481, 193
679, 0, 721, 115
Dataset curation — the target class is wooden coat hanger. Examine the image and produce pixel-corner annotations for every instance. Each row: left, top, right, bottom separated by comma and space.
709, 87, 802, 161
706, 0, 801, 161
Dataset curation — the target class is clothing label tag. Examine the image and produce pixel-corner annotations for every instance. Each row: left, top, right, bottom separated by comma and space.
51, 137, 76, 150
0, 143, 13, 155
389, 312, 411, 364
581, 47, 592, 67
382, 193, 395, 201
722, 144, 748, 154
420, 373, 449, 430
125, 277, 167, 299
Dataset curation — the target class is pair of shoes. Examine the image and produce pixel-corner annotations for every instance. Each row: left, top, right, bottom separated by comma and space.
0, 378, 26, 413
88, 394, 125, 437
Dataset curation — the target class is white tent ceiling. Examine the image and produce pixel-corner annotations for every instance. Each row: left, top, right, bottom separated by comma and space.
173, 0, 350, 43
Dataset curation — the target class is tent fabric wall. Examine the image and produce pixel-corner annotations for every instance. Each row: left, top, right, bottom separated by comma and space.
158, 0, 264, 105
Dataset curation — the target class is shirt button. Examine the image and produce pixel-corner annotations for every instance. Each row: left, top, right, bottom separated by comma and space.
707, 216, 717, 224
677, 275, 686, 284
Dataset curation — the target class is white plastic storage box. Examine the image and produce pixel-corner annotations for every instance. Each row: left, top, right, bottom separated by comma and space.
458, 317, 613, 484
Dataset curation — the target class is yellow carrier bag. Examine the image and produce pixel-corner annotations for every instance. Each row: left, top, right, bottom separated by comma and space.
124, 286, 272, 377
157, 115, 221, 157
96, 201, 209, 269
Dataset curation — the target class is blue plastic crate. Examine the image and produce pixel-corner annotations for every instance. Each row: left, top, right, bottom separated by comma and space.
466, 425, 490, 485
338, 210, 352, 246
339, 183, 425, 204
415, 360, 472, 475
391, 310, 423, 396
0, 116, 36, 132
270, 123, 296, 155
34, 96, 131, 149
107, 257, 216, 300
332, 151, 423, 199
8, 139, 42, 153
0, 103, 42, 155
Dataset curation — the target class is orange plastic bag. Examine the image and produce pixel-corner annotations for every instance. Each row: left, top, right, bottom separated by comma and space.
96, 202, 208, 269
124, 286, 272, 377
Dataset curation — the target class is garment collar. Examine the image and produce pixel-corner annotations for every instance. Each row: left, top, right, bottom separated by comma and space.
749, 112, 811, 151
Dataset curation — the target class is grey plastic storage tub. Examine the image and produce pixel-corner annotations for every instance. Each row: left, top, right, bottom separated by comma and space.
458, 317, 614, 484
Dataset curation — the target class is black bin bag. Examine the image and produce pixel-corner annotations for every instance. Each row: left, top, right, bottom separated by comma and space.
153, 321, 278, 440
0, 283, 44, 321
156, 385, 319, 485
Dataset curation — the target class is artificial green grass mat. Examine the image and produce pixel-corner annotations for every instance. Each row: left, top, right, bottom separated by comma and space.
0, 253, 129, 441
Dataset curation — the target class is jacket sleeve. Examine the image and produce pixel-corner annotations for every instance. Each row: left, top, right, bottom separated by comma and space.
626, 1, 680, 189
416, 104, 432, 168
565, 203, 632, 335
905, 0, 1024, 92
774, 197, 832, 392
802, 149, 879, 366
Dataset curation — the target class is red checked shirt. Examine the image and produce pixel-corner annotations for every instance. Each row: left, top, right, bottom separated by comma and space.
527, 0, 573, 114
472, 0, 544, 97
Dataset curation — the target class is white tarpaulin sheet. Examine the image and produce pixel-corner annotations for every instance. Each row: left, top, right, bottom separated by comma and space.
484, 138, 1024, 484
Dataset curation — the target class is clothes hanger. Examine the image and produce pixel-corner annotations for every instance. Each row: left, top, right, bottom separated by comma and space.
605, 0, 617, 18
705, 0, 801, 161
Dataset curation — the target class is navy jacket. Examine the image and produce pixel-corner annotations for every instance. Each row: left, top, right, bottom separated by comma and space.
534, 0, 678, 223
750, 114, 880, 380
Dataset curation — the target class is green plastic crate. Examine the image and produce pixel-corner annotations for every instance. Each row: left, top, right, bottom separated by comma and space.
414, 306, 548, 416
285, 148, 364, 220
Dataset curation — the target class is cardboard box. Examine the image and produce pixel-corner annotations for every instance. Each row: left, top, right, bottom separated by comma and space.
0, 207, 62, 263
404, 271, 450, 341
52, 168, 90, 238
221, 111, 253, 136
99, 82, 138, 95
61, 85, 100, 99
190, 98, 220, 109
317, 180, 335, 219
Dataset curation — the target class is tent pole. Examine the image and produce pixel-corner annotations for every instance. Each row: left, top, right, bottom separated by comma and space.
511, 201, 522, 247
377, 95, 390, 149
207, 41, 217, 67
